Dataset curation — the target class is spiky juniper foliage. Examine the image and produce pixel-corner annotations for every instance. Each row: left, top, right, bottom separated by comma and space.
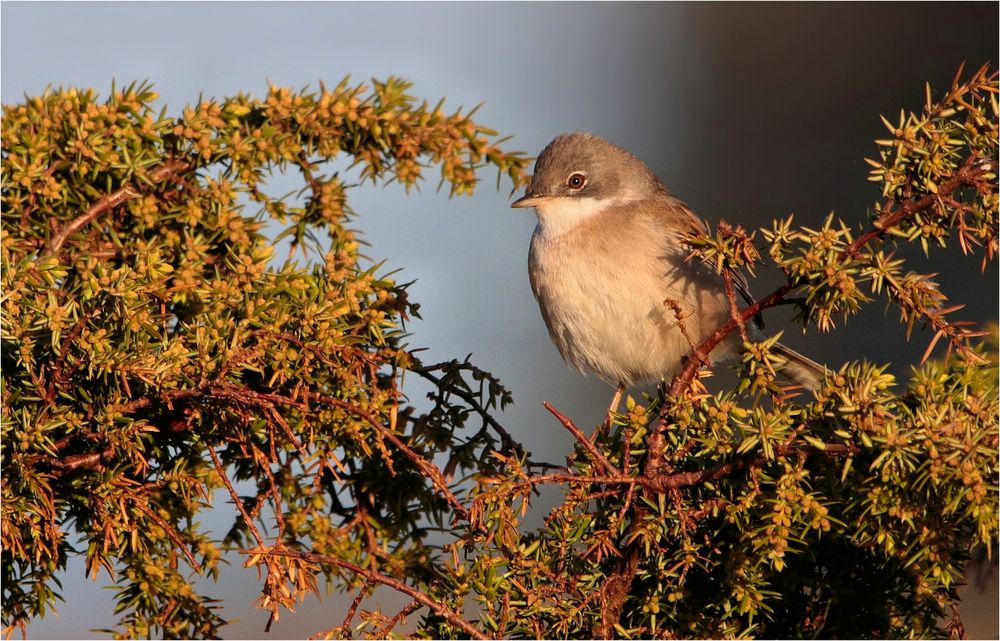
430, 64, 996, 641
1, 78, 528, 638
3, 65, 997, 641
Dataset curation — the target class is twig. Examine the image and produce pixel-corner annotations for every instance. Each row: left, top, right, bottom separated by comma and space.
252, 444, 287, 539
297, 151, 325, 196
247, 547, 488, 640
208, 444, 265, 547
543, 402, 620, 478
490, 441, 854, 497
302, 391, 471, 521
131, 500, 203, 573
946, 602, 967, 640
413, 365, 524, 459
663, 297, 700, 354
308, 579, 373, 640
377, 599, 421, 638
668, 284, 796, 399
43, 159, 191, 257
723, 270, 750, 343
848, 156, 983, 258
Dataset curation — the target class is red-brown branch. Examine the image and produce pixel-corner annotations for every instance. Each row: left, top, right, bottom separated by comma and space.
308, 579, 373, 640
249, 547, 488, 640
53, 446, 114, 473
377, 599, 421, 638
723, 270, 750, 344
489, 444, 856, 494
543, 401, 621, 478
131, 500, 203, 573
208, 444, 266, 547
667, 283, 796, 399
845, 156, 984, 259
300, 391, 471, 522
43, 158, 191, 257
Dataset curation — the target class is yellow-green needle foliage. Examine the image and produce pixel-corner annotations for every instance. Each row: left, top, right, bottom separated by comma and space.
2, 65, 997, 640
2, 78, 528, 638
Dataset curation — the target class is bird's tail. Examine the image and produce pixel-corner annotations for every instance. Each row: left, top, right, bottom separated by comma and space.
772, 342, 827, 392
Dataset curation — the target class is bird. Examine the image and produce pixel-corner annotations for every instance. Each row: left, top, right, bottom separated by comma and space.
512, 132, 824, 410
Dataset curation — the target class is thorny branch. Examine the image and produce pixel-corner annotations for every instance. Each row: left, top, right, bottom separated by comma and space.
305, 391, 471, 522
43, 159, 192, 257
591, 71, 998, 637
131, 499, 203, 573
247, 547, 488, 640
208, 444, 266, 548
413, 363, 526, 461
307, 579, 373, 640
845, 156, 986, 259
651, 145, 990, 462
543, 402, 621, 478
377, 599, 421, 638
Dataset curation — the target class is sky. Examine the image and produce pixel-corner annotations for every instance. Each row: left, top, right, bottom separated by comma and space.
2, 2, 997, 638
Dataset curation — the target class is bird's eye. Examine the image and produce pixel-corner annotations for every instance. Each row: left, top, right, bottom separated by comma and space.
567, 172, 587, 189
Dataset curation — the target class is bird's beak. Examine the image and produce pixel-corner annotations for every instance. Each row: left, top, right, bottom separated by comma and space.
511, 194, 551, 209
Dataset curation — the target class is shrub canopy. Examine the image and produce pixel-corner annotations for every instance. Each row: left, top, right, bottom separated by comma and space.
2, 67, 997, 639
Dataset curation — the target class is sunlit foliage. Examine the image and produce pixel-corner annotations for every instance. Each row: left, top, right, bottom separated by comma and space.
2, 66, 996, 640
1, 78, 528, 638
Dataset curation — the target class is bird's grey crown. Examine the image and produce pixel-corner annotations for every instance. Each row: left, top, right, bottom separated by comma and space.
526, 132, 669, 201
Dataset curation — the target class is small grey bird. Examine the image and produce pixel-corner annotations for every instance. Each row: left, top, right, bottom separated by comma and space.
513, 132, 824, 394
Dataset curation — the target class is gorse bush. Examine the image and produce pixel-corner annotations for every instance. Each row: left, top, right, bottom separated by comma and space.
2, 66, 997, 639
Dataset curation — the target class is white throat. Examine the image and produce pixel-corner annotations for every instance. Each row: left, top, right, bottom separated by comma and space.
533, 196, 619, 239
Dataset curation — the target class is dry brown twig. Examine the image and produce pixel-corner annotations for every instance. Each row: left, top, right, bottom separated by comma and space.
247, 547, 489, 640
543, 401, 622, 478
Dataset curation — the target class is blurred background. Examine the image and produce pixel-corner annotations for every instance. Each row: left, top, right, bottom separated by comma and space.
3, 2, 997, 638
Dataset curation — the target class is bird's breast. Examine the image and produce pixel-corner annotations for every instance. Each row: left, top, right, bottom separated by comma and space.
528, 220, 717, 385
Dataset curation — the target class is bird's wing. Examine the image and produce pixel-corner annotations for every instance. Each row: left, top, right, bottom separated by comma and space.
662, 197, 762, 325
